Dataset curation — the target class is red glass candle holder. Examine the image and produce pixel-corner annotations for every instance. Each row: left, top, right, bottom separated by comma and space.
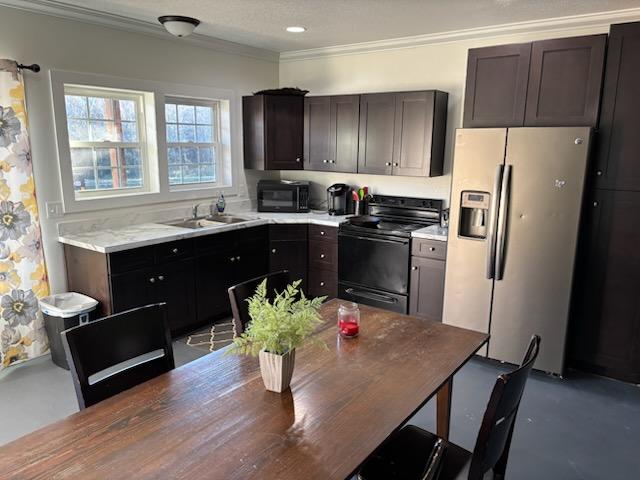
338, 302, 360, 338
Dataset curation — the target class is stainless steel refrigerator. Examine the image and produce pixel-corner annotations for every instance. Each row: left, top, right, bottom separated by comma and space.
443, 127, 591, 375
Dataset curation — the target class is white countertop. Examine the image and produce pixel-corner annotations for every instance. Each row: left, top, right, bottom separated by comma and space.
58, 211, 350, 253
411, 224, 448, 242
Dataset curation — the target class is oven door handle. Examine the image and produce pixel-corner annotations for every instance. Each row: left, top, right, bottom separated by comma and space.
344, 288, 399, 304
339, 233, 410, 245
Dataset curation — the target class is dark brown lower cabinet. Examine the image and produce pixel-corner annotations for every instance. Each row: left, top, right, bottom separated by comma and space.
409, 238, 446, 321
571, 189, 640, 383
269, 225, 308, 287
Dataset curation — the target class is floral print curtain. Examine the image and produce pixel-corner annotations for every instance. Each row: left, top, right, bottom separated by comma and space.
0, 60, 49, 370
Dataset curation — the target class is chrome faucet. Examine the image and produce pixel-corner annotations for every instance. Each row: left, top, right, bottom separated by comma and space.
192, 203, 202, 219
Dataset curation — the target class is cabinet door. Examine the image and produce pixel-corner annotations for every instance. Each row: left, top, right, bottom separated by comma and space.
265, 95, 304, 170
525, 35, 606, 127
409, 257, 445, 321
155, 259, 197, 334
270, 240, 307, 286
236, 228, 269, 283
330, 95, 359, 173
463, 43, 531, 127
392, 91, 435, 177
196, 251, 237, 324
357, 93, 395, 175
111, 268, 157, 313
571, 190, 640, 384
304, 96, 332, 171
595, 22, 640, 191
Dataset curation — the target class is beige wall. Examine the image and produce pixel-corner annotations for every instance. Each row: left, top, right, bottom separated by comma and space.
279, 25, 612, 205
0, 6, 278, 292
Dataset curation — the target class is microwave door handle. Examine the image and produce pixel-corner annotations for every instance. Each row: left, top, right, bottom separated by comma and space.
486, 165, 503, 279
495, 164, 512, 281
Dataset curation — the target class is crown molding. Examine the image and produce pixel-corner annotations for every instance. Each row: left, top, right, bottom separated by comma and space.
280, 7, 640, 62
0, 0, 279, 63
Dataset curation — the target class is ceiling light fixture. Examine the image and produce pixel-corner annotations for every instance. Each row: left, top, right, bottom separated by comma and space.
158, 15, 201, 37
286, 26, 307, 33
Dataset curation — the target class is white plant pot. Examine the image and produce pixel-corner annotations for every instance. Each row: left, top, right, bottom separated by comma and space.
259, 349, 296, 393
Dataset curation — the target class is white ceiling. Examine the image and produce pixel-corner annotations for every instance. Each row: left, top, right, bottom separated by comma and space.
36, 0, 640, 52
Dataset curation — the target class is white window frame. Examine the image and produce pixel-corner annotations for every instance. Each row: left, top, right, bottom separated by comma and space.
64, 85, 151, 198
51, 70, 239, 214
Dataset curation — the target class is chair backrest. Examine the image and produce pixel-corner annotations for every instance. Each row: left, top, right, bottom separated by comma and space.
61, 303, 175, 410
468, 335, 541, 479
228, 270, 291, 335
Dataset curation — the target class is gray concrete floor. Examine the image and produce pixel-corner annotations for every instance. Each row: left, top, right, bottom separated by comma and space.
1, 346, 639, 479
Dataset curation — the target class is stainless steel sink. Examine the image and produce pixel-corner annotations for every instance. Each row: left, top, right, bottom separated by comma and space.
162, 215, 249, 229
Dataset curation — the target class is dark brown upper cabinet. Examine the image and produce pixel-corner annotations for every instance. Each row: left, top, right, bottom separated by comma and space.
393, 91, 447, 177
525, 34, 607, 127
243, 94, 303, 170
463, 43, 531, 128
303, 95, 359, 173
358, 91, 448, 177
358, 93, 396, 175
463, 34, 606, 128
594, 22, 640, 191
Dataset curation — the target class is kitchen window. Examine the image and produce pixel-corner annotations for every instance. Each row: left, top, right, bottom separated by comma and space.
63, 86, 150, 197
165, 99, 220, 188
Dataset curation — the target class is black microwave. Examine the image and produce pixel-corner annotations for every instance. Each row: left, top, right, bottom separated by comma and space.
257, 180, 310, 213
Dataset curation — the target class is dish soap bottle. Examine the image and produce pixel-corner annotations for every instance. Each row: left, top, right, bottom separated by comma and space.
216, 193, 226, 214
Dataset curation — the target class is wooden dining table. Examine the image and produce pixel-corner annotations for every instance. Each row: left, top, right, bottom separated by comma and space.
0, 300, 488, 480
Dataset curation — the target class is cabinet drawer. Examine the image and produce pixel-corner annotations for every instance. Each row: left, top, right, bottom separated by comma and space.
155, 239, 194, 263
309, 224, 338, 243
411, 238, 446, 260
109, 247, 154, 275
309, 240, 338, 271
308, 269, 338, 299
269, 224, 307, 241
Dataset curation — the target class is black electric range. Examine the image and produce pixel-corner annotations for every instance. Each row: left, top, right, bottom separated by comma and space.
338, 195, 443, 313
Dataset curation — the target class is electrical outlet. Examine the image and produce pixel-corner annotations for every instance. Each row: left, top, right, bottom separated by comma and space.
45, 201, 64, 219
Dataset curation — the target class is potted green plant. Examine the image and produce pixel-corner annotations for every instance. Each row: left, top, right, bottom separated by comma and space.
227, 279, 326, 393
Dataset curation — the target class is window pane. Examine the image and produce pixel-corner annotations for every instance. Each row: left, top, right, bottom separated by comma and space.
165, 104, 177, 123
96, 168, 116, 189
95, 148, 116, 167
178, 124, 195, 143
199, 147, 214, 165
122, 167, 143, 188
195, 106, 212, 125
182, 147, 198, 164
200, 163, 215, 182
122, 148, 141, 166
121, 121, 138, 142
119, 100, 136, 121
67, 119, 89, 141
70, 148, 93, 168
182, 164, 199, 183
196, 125, 212, 143
166, 124, 178, 143
65, 95, 87, 118
178, 104, 195, 124
168, 147, 181, 164
168, 165, 182, 185
88, 97, 112, 120
73, 167, 96, 191
90, 120, 118, 141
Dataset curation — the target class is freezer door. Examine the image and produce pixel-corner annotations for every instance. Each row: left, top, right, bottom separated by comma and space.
442, 128, 507, 352
488, 127, 591, 374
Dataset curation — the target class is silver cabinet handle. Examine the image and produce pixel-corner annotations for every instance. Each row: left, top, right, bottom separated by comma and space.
429, 247, 436, 252
230, 257, 235, 262
330, 160, 335, 164
486, 164, 503, 280
158, 275, 164, 281
320, 231, 325, 236
320, 254, 325, 259
172, 248, 179, 254
323, 160, 328, 163
495, 164, 512, 281
271, 248, 276, 253
385, 162, 392, 166
296, 157, 301, 163
412, 266, 418, 271
236, 256, 241, 261
593, 201, 598, 207
149, 277, 155, 283
596, 170, 603, 176
393, 162, 399, 167
320, 281, 325, 287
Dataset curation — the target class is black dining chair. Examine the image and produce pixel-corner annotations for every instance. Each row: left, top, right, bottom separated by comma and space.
358, 335, 541, 480
61, 303, 175, 410
228, 270, 291, 335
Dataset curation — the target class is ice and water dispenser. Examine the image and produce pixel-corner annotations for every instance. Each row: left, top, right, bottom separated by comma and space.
458, 191, 490, 239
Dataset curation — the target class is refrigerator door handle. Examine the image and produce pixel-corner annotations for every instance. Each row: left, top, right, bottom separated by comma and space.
495, 164, 512, 280
486, 165, 503, 279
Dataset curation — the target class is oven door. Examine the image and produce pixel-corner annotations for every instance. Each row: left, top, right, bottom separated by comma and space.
258, 187, 299, 212
338, 231, 410, 294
